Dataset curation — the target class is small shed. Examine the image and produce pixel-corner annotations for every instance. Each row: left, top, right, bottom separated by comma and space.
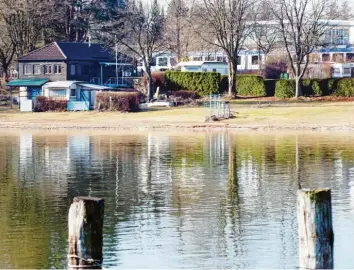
6, 78, 49, 111
42, 81, 112, 111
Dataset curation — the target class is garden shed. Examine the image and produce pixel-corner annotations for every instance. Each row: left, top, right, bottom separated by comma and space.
42, 81, 112, 111
6, 78, 49, 111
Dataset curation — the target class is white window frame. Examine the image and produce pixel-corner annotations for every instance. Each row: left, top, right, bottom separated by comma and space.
157, 57, 168, 66
54, 64, 62, 74
24, 64, 32, 75
252, 55, 259, 65
33, 65, 41, 75
44, 65, 53, 74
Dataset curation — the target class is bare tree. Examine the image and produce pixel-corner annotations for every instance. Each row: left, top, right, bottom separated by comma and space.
269, 0, 337, 97
165, 0, 189, 61
0, 19, 15, 82
0, 0, 51, 57
249, 1, 279, 74
97, 0, 165, 100
328, 0, 353, 20
250, 23, 279, 74
191, 0, 256, 97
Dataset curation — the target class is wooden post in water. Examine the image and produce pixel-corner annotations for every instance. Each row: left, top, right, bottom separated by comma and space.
68, 196, 104, 269
298, 189, 334, 269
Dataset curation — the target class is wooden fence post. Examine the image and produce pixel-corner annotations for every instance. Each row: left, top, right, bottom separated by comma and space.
68, 196, 104, 269
298, 189, 334, 269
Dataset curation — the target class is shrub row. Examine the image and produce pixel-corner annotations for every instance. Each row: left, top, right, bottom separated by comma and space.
95, 92, 141, 112
165, 71, 354, 98
274, 78, 345, 98
220, 75, 266, 96
164, 71, 220, 96
34, 96, 67, 112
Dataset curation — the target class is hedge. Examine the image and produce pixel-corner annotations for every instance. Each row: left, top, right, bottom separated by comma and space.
95, 92, 141, 112
165, 71, 220, 96
275, 80, 296, 98
34, 96, 67, 112
220, 75, 266, 96
334, 78, 354, 96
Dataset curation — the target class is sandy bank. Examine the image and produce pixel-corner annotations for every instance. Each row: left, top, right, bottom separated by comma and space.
1, 102, 354, 131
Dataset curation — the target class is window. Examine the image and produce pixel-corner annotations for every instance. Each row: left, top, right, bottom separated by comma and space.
322, 54, 331, 62
49, 89, 67, 97
217, 56, 227, 62
44, 65, 52, 74
205, 56, 215, 61
333, 53, 344, 63
33, 65, 41, 75
237, 56, 241, 65
347, 53, 354, 62
333, 68, 340, 74
344, 68, 351, 74
83, 65, 90, 75
252, 56, 259, 65
202, 68, 207, 72
54, 64, 62, 74
324, 28, 350, 45
24, 64, 32, 75
170, 57, 177, 66
193, 56, 202, 61
70, 64, 76, 75
70, 89, 76, 97
157, 57, 168, 66
212, 68, 217, 72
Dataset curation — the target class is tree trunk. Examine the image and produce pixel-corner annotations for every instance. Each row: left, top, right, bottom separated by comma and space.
295, 76, 302, 98
228, 61, 237, 98
146, 70, 153, 101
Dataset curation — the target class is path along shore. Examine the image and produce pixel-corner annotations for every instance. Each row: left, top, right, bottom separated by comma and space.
1, 102, 354, 131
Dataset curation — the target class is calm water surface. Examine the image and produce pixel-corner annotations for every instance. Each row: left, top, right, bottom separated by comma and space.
1, 131, 354, 269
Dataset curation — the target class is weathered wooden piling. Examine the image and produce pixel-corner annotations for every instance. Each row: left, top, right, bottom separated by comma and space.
298, 189, 334, 269
68, 196, 104, 269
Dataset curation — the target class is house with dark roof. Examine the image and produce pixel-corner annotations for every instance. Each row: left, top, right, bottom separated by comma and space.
18, 42, 135, 86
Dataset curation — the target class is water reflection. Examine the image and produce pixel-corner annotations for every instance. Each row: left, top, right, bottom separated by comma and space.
0, 132, 354, 268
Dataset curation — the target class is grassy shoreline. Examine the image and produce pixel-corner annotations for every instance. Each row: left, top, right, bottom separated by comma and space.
1, 101, 354, 131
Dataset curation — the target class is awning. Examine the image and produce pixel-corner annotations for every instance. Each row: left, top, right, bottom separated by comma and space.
99, 62, 133, 66
6, 78, 49, 87
43, 81, 79, 88
78, 83, 112, 90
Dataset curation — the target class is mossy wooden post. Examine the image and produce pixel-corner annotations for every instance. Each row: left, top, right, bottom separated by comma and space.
298, 189, 334, 269
68, 196, 104, 269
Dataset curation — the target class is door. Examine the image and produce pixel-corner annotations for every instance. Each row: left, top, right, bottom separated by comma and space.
80, 89, 90, 110
28, 87, 42, 100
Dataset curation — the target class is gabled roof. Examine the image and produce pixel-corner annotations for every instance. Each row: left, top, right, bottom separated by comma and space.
19, 42, 124, 62
6, 78, 49, 87
19, 43, 66, 61
56, 42, 115, 61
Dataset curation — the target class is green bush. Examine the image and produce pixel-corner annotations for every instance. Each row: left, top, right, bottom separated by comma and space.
275, 80, 296, 98
333, 78, 354, 97
165, 71, 220, 96
237, 75, 266, 96
95, 92, 141, 112
220, 75, 266, 96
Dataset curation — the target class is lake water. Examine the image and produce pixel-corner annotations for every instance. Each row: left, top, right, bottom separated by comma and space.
1, 131, 354, 269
